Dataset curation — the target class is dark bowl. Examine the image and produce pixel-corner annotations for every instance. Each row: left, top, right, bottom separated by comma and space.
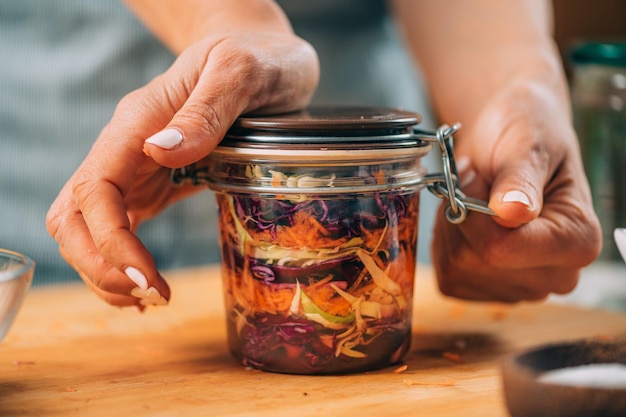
502, 338, 626, 417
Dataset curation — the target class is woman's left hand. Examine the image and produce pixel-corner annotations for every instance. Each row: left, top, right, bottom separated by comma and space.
431, 80, 602, 302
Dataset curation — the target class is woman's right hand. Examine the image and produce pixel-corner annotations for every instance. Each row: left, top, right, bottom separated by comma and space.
46, 6, 319, 309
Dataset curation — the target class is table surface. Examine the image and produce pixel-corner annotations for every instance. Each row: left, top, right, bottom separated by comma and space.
1, 264, 625, 417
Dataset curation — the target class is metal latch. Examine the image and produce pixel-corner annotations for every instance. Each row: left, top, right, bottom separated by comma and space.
415, 124, 495, 224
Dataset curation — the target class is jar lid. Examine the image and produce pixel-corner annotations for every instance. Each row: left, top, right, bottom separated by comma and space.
215, 106, 429, 161
569, 42, 626, 68
232, 106, 421, 132
224, 106, 422, 145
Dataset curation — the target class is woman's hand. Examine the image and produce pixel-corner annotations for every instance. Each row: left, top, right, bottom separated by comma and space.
392, 0, 601, 302
46, 28, 319, 309
431, 80, 602, 302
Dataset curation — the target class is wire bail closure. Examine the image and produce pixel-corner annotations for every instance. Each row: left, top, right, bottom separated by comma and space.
414, 124, 494, 224
170, 122, 495, 225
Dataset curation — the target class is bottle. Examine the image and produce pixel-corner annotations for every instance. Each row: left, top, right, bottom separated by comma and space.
570, 42, 626, 261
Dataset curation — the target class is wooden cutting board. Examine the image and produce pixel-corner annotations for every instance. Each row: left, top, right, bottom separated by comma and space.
1, 264, 624, 417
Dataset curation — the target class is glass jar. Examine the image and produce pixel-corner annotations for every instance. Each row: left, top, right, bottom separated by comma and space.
570, 42, 626, 261
172, 107, 491, 374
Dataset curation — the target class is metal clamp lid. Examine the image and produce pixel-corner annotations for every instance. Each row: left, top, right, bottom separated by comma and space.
170, 117, 496, 225
414, 124, 495, 224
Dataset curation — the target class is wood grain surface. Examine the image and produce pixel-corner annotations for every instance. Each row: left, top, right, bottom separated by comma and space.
1, 264, 624, 417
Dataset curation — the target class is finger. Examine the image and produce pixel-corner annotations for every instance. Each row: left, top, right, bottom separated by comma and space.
470, 118, 552, 228
141, 39, 258, 167
487, 137, 548, 228
57, 246, 144, 308
60, 228, 171, 309
65, 110, 178, 296
48, 40, 228, 300
142, 35, 318, 168
141, 41, 242, 167
432, 210, 580, 302
436, 165, 595, 271
437, 261, 580, 302
48, 183, 171, 306
78, 271, 144, 309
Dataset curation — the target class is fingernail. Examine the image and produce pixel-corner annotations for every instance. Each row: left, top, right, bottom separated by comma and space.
455, 156, 471, 174
460, 169, 476, 188
125, 267, 148, 290
502, 190, 532, 208
455, 156, 476, 188
145, 128, 183, 150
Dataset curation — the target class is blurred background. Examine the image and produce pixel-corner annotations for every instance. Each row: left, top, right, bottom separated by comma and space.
553, 0, 626, 261
553, 0, 626, 77
549, 0, 626, 310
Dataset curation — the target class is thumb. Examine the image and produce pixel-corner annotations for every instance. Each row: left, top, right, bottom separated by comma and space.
140, 35, 318, 169
488, 159, 544, 228
464, 82, 558, 229
141, 43, 248, 168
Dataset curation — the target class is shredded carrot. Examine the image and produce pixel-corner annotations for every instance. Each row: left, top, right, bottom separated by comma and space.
442, 352, 463, 363
306, 284, 352, 317
403, 378, 455, 387
373, 169, 386, 185
284, 227, 307, 247
307, 216, 330, 237
359, 224, 385, 250
271, 176, 282, 188
448, 302, 467, 319
395, 197, 419, 244
489, 304, 509, 321
249, 280, 296, 315
272, 211, 349, 249
594, 334, 615, 341
393, 364, 408, 374
307, 275, 334, 289
12, 360, 36, 366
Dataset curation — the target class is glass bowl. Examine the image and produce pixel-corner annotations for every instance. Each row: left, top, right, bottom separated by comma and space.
0, 249, 35, 341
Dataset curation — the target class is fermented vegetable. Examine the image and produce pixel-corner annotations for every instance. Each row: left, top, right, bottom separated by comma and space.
215, 167, 419, 374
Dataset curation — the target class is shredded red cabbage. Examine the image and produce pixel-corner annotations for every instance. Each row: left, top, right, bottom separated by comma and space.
216, 188, 419, 374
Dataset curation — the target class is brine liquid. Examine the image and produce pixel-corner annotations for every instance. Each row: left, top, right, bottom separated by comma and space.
215, 191, 419, 374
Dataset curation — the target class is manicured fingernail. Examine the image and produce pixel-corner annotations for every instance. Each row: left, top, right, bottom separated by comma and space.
145, 128, 183, 150
502, 190, 532, 208
455, 156, 471, 173
455, 156, 476, 188
125, 267, 148, 290
460, 169, 476, 188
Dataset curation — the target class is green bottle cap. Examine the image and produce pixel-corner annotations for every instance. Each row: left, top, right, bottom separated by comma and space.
569, 42, 626, 68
